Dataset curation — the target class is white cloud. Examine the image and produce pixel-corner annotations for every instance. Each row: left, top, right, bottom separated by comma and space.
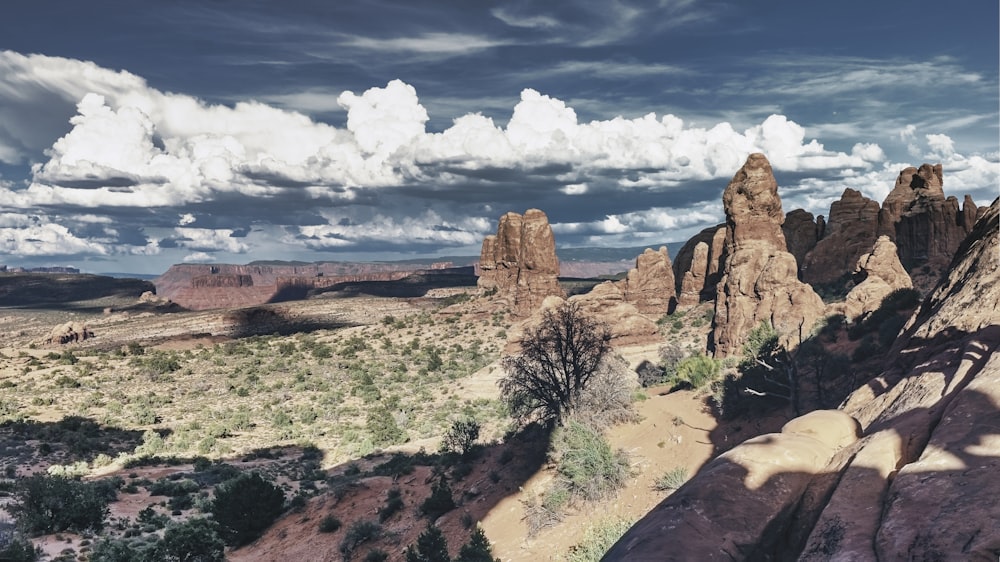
182, 251, 216, 263
178, 213, 196, 226
0, 216, 109, 257
339, 33, 504, 54
925, 133, 956, 159
174, 228, 249, 253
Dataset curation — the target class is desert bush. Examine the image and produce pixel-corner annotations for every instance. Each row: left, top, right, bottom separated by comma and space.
10, 474, 110, 535
379, 488, 404, 522
0, 527, 41, 562
420, 476, 456, 520
161, 517, 225, 562
455, 525, 499, 562
364, 550, 390, 562
210, 472, 285, 546
404, 523, 450, 562
499, 301, 611, 425
339, 520, 381, 561
551, 421, 630, 503
635, 360, 665, 388
365, 406, 406, 447
671, 354, 722, 389
440, 418, 480, 458
564, 517, 635, 562
652, 467, 688, 491
319, 515, 342, 533
573, 355, 639, 430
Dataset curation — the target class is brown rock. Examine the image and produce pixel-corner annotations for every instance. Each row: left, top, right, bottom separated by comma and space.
782, 208, 822, 268
673, 224, 726, 307
477, 209, 565, 316
619, 247, 676, 315
49, 321, 94, 345
842, 236, 912, 321
712, 154, 826, 357
605, 410, 860, 560
801, 188, 881, 286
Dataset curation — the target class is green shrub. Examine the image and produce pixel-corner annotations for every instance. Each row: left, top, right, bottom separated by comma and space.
440, 418, 480, 458
10, 474, 110, 535
671, 355, 721, 389
0, 527, 41, 562
211, 472, 285, 546
339, 520, 381, 561
365, 407, 407, 447
319, 515, 342, 533
652, 467, 688, 491
420, 476, 456, 520
564, 517, 635, 562
161, 517, 225, 561
379, 488, 404, 522
551, 421, 630, 503
404, 523, 449, 562
456, 526, 499, 562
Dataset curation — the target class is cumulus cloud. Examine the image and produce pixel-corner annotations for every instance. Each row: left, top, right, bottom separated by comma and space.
1, 51, 995, 270
182, 251, 216, 263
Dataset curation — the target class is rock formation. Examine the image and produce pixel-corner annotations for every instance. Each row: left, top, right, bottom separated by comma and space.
842, 236, 912, 321
711, 153, 826, 357
782, 208, 823, 268
801, 188, 881, 286
477, 209, 565, 316
49, 321, 94, 345
673, 224, 726, 307
619, 247, 675, 315
607, 198, 1000, 560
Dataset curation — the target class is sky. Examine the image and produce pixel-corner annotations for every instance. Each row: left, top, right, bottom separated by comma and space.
0, 0, 997, 275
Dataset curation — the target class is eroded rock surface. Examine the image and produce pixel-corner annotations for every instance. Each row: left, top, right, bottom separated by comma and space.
673, 224, 725, 308
842, 236, 912, 321
801, 188, 881, 286
782, 209, 822, 268
619, 247, 675, 315
477, 209, 565, 316
711, 153, 825, 357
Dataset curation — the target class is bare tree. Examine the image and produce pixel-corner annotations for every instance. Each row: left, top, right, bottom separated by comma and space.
499, 301, 612, 425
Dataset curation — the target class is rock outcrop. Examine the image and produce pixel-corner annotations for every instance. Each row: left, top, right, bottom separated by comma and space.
49, 321, 94, 345
842, 236, 912, 321
477, 209, 565, 316
619, 247, 675, 315
607, 198, 1000, 561
605, 410, 862, 560
673, 224, 726, 307
711, 154, 826, 357
782, 209, 823, 268
801, 188, 881, 286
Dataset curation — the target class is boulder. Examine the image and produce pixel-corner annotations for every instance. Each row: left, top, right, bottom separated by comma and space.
619, 247, 676, 315
801, 188, 881, 286
711, 154, 826, 357
477, 209, 565, 316
49, 321, 94, 345
843, 236, 912, 321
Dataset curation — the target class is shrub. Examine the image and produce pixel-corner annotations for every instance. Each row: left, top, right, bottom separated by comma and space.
672, 354, 721, 389
319, 515, 342, 533
161, 517, 225, 562
551, 421, 630, 503
573, 355, 639, 430
420, 476, 456, 520
455, 526, 499, 562
10, 474, 109, 535
379, 488, 404, 523
652, 467, 688, 491
339, 520, 381, 561
635, 360, 665, 388
564, 517, 635, 562
0, 527, 41, 562
404, 523, 450, 562
211, 472, 285, 546
364, 550, 390, 562
440, 419, 480, 458
365, 407, 407, 447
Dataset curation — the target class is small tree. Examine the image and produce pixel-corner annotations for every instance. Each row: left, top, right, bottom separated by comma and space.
405, 523, 451, 562
456, 526, 500, 562
499, 301, 611, 425
420, 476, 456, 520
440, 419, 480, 458
211, 472, 285, 547
161, 517, 225, 562
11, 474, 109, 535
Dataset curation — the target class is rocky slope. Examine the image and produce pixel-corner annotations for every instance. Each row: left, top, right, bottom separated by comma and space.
606, 197, 1000, 560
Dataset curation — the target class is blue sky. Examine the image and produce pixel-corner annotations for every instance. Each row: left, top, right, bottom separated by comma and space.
0, 0, 997, 274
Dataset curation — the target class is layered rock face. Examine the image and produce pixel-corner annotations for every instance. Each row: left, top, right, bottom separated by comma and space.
801, 188, 881, 286
842, 236, 912, 321
607, 198, 1000, 561
477, 209, 565, 316
782, 208, 823, 268
711, 154, 826, 357
619, 247, 676, 315
673, 224, 726, 307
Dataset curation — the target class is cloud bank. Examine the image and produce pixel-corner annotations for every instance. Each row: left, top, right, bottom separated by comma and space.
1, 51, 996, 272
